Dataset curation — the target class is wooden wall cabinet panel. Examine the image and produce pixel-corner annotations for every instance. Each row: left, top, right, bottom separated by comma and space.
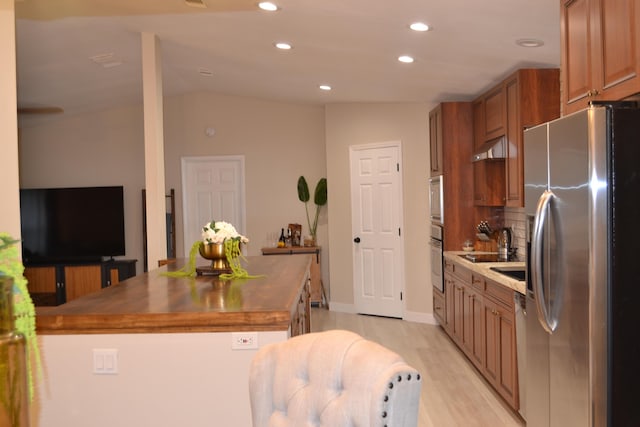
429, 105, 443, 176
473, 68, 559, 207
562, 0, 640, 114
483, 86, 506, 141
429, 102, 475, 250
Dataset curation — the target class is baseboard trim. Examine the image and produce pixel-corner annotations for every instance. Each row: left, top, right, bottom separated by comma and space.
326, 302, 356, 313
403, 310, 439, 325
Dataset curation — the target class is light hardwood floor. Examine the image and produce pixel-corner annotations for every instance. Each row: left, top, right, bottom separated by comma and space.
311, 308, 525, 427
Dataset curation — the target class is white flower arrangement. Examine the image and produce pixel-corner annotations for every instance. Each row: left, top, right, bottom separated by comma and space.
201, 221, 249, 245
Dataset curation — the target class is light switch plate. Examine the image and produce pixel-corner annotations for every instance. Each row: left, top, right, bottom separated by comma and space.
93, 349, 118, 374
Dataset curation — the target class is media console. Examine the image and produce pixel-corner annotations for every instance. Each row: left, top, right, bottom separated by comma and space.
24, 259, 137, 306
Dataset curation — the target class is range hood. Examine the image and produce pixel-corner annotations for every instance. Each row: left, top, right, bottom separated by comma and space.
472, 136, 506, 162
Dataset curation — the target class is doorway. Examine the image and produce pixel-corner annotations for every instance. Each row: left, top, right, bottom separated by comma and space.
349, 142, 405, 318
181, 156, 246, 255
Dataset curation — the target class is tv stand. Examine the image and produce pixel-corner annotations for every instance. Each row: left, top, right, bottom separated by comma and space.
24, 259, 137, 306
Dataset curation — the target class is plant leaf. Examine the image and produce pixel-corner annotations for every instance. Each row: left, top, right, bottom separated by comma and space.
314, 178, 327, 206
297, 176, 310, 202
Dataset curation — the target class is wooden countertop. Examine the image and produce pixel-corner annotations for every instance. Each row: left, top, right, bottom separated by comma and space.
444, 251, 526, 294
35, 255, 311, 335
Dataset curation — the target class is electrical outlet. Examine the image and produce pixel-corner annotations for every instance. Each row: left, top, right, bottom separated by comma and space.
93, 348, 118, 374
231, 332, 258, 350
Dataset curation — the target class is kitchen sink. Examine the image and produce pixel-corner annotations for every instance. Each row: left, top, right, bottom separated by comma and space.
490, 266, 526, 282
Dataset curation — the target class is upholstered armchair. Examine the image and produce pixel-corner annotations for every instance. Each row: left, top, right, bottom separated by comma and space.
249, 330, 422, 426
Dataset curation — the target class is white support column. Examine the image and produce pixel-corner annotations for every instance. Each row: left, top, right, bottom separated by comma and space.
141, 32, 168, 269
0, 1, 22, 240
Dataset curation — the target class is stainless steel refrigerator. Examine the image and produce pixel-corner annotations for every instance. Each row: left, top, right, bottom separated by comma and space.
524, 102, 640, 427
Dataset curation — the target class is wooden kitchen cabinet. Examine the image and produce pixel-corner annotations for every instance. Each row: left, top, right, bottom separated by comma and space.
429, 105, 443, 176
482, 86, 506, 142
24, 259, 137, 306
483, 294, 518, 410
429, 102, 475, 251
433, 288, 445, 325
441, 256, 519, 412
561, 0, 640, 115
473, 68, 559, 207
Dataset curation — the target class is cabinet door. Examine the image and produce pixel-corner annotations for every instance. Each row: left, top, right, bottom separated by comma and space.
483, 296, 518, 409
472, 99, 485, 150
433, 290, 445, 325
595, 0, 640, 101
429, 106, 443, 176
473, 161, 505, 206
562, 0, 640, 113
484, 86, 506, 140
444, 275, 455, 335
504, 77, 522, 207
562, 0, 593, 111
453, 281, 465, 344
64, 265, 103, 302
24, 266, 60, 306
463, 286, 484, 370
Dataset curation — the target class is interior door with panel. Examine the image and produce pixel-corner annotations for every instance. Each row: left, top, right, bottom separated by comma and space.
350, 142, 404, 318
181, 156, 246, 256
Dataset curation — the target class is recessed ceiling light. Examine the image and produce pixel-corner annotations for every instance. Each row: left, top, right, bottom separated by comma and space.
275, 42, 292, 50
319, 85, 332, 91
516, 38, 544, 48
398, 55, 414, 63
258, 2, 278, 11
410, 22, 430, 32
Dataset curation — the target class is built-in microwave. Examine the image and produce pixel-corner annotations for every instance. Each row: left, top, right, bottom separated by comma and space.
429, 175, 444, 225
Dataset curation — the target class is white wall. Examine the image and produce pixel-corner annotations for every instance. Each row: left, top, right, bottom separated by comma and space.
324, 103, 432, 320
32, 331, 287, 427
18, 92, 327, 281
0, 1, 21, 238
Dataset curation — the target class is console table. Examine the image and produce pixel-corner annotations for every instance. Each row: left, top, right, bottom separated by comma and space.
261, 246, 325, 307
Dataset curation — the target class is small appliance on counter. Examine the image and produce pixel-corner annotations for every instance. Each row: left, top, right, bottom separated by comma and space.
497, 227, 513, 260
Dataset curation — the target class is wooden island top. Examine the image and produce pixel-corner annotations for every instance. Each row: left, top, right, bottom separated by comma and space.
35, 255, 311, 335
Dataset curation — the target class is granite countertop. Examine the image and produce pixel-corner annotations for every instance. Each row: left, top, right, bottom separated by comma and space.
444, 251, 526, 295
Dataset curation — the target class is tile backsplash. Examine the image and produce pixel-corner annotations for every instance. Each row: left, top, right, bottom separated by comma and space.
504, 207, 526, 261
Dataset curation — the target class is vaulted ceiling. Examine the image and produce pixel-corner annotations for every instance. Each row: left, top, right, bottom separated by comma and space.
15, 0, 560, 122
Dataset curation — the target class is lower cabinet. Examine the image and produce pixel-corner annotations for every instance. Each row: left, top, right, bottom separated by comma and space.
290, 271, 311, 337
24, 260, 137, 306
442, 259, 519, 412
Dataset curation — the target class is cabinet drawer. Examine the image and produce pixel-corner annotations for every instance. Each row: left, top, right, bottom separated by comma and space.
485, 278, 514, 310
444, 259, 472, 283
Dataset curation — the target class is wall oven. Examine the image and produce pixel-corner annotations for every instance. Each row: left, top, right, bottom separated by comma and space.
429, 175, 444, 225
429, 224, 444, 293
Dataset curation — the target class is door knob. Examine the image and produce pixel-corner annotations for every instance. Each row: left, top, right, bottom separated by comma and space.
354, 237, 361, 243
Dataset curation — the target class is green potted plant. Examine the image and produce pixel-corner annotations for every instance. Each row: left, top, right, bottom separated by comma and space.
297, 176, 327, 246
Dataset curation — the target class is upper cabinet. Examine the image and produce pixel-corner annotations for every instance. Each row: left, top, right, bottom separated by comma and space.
561, 0, 640, 114
482, 86, 507, 142
429, 102, 476, 250
429, 105, 444, 176
473, 69, 560, 207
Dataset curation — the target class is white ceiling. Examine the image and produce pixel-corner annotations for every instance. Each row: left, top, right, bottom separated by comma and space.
15, 0, 561, 123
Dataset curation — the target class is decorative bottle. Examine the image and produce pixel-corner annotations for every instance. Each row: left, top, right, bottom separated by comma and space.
278, 228, 286, 248
0, 273, 29, 427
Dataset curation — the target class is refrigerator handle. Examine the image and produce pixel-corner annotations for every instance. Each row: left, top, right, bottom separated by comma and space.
531, 189, 557, 333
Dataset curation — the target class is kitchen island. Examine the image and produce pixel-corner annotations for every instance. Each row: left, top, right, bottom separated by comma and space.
32, 255, 311, 427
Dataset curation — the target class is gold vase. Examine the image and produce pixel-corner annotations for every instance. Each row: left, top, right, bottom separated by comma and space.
199, 242, 230, 271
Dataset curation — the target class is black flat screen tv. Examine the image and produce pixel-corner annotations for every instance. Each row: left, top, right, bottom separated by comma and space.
19, 186, 126, 264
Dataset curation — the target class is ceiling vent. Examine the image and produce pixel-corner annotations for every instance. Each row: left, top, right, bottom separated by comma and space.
185, 0, 208, 8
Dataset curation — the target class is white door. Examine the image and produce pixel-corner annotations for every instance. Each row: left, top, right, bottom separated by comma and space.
181, 156, 246, 255
350, 142, 404, 318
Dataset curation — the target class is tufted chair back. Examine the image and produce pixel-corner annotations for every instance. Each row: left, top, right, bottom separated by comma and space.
249, 330, 421, 427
